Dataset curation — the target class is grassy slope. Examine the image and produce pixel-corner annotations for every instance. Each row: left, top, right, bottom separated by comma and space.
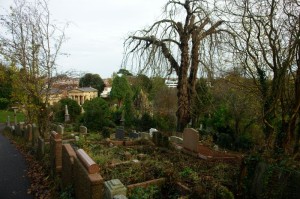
0, 110, 25, 123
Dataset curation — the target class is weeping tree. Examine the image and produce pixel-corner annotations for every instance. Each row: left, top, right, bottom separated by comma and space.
0, 0, 67, 137
124, 0, 227, 131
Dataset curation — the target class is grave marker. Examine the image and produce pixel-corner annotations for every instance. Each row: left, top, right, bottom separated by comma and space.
183, 128, 199, 153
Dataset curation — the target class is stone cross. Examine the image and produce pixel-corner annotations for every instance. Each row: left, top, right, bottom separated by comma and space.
65, 105, 70, 122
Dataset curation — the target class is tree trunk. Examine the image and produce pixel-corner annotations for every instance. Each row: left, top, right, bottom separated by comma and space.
176, 35, 191, 132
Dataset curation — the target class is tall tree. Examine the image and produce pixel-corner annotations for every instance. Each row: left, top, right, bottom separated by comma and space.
110, 75, 132, 108
79, 73, 105, 96
0, 0, 67, 136
124, 0, 226, 131
227, 0, 300, 153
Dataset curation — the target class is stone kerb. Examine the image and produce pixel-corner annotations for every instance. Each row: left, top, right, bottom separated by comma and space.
62, 144, 77, 189
183, 128, 199, 153
74, 149, 104, 199
80, 126, 88, 134
50, 131, 62, 174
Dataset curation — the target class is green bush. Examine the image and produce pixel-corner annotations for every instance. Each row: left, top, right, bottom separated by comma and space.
102, 127, 114, 138
137, 113, 155, 131
82, 97, 113, 131
53, 98, 81, 123
154, 113, 177, 132
0, 98, 9, 110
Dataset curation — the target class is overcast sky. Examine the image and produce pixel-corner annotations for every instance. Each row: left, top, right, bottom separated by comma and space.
0, 0, 167, 78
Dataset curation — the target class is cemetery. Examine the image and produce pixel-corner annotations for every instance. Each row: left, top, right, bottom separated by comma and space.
3, 121, 241, 198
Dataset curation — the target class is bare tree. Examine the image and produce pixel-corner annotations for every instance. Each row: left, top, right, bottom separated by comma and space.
226, 0, 300, 153
124, 0, 227, 131
0, 0, 67, 136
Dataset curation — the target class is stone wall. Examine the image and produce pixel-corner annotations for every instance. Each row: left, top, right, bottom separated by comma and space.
50, 131, 62, 174
73, 149, 104, 199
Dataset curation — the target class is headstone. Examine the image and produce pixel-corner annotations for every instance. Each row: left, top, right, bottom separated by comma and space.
79, 126, 87, 134
15, 123, 21, 136
105, 179, 127, 199
6, 116, 10, 126
140, 132, 150, 140
129, 131, 139, 139
57, 125, 64, 135
37, 136, 45, 160
149, 128, 158, 137
26, 124, 33, 142
32, 124, 39, 147
19, 122, 25, 137
183, 128, 199, 153
115, 128, 124, 140
65, 105, 70, 122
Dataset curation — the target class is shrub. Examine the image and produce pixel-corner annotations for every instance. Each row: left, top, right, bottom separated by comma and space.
53, 98, 81, 123
82, 97, 112, 131
0, 98, 9, 110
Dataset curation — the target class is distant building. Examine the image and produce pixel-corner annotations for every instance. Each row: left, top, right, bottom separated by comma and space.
68, 87, 98, 105
47, 88, 64, 105
100, 87, 112, 98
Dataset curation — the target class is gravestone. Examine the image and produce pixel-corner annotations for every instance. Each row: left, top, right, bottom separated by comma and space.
32, 124, 39, 147
57, 125, 64, 135
79, 126, 87, 134
26, 124, 33, 142
37, 136, 45, 160
15, 123, 21, 136
105, 179, 127, 199
129, 131, 139, 139
6, 116, 10, 126
140, 132, 150, 140
183, 128, 199, 153
19, 122, 25, 137
115, 128, 124, 140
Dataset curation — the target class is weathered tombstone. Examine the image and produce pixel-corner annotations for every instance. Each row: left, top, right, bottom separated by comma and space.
57, 125, 64, 135
15, 123, 21, 136
62, 144, 77, 189
65, 105, 70, 122
140, 132, 150, 140
26, 124, 33, 142
149, 128, 158, 137
6, 116, 10, 126
32, 124, 40, 147
183, 128, 199, 153
37, 136, 45, 160
79, 126, 87, 135
19, 122, 25, 137
105, 179, 127, 199
129, 131, 139, 139
115, 128, 124, 140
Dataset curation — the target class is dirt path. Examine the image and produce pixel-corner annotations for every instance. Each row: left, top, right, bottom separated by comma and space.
0, 123, 33, 199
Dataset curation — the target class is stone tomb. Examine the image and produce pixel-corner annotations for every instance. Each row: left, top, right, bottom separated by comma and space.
183, 128, 199, 153
37, 136, 45, 160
